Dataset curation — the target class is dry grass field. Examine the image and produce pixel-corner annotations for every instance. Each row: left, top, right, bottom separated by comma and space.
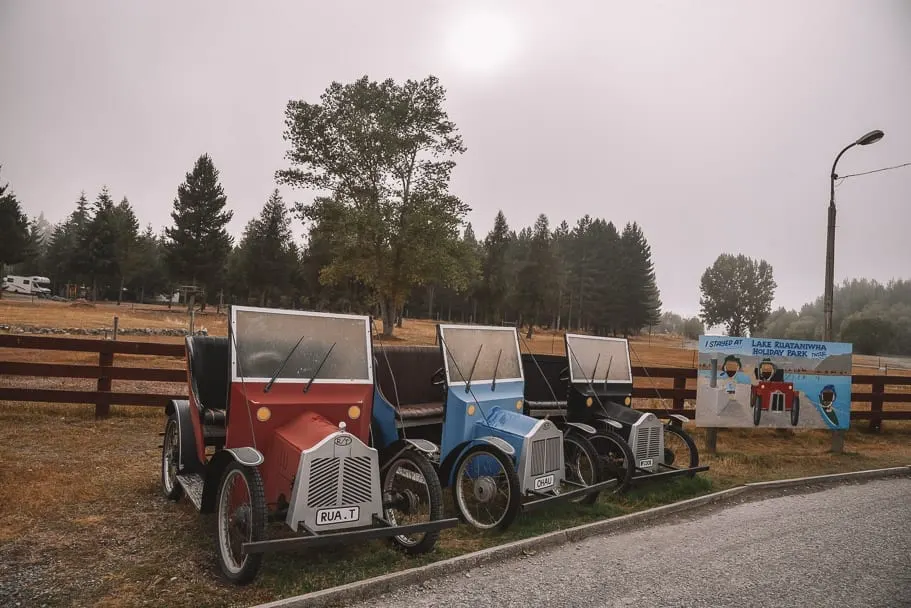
2, 297, 911, 607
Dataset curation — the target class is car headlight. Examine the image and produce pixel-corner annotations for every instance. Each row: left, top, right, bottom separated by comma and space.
348, 405, 361, 420
624, 396, 631, 406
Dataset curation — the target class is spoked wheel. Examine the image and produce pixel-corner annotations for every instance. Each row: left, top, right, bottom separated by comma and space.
588, 430, 634, 493
753, 395, 762, 426
216, 461, 266, 585
161, 415, 182, 501
790, 396, 800, 426
561, 431, 602, 505
381, 449, 445, 554
663, 425, 699, 476
452, 445, 520, 531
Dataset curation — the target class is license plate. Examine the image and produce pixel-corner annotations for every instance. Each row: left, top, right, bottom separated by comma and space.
639, 458, 654, 468
533, 474, 555, 490
315, 506, 360, 526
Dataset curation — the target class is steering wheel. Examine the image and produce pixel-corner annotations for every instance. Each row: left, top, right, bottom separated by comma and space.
431, 367, 446, 386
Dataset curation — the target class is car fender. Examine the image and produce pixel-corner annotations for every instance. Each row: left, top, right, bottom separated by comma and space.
564, 421, 598, 435
378, 439, 440, 473
667, 414, 689, 426
441, 437, 517, 487
592, 415, 624, 431
164, 399, 203, 475
198, 446, 264, 513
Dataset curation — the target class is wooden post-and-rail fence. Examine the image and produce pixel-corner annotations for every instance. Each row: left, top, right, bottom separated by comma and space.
1, 335, 911, 430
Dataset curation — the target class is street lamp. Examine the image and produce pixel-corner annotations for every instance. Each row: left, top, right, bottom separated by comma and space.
824, 129, 884, 341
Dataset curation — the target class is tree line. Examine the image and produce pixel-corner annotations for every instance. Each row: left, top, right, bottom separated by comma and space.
0, 75, 664, 339
758, 278, 911, 355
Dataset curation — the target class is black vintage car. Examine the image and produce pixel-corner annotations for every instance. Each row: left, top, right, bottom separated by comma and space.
522, 333, 708, 491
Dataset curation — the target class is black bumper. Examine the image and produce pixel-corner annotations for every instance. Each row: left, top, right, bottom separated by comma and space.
630, 464, 710, 485
521, 477, 619, 512
241, 517, 459, 554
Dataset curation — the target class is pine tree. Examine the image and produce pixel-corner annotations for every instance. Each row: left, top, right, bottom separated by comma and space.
618, 222, 661, 334
129, 225, 168, 302
515, 214, 554, 337
111, 197, 140, 303
79, 187, 119, 300
481, 210, 512, 323
164, 153, 233, 309
236, 189, 296, 306
587, 219, 623, 335
0, 168, 31, 297
551, 220, 571, 330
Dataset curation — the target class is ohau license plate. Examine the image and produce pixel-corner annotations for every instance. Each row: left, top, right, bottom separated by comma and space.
533, 474, 555, 490
315, 506, 360, 526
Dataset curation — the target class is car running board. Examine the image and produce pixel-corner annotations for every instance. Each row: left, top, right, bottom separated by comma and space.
521, 477, 619, 511
630, 465, 710, 484
176, 474, 205, 511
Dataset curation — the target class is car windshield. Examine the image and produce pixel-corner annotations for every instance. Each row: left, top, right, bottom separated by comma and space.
439, 326, 522, 385
231, 307, 371, 383
566, 334, 632, 384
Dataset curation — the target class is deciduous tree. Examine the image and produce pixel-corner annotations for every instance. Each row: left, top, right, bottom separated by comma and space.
277, 75, 468, 336
699, 253, 776, 336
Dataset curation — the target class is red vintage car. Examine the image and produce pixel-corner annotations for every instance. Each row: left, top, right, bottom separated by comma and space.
159, 305, 456, 584
751, 359, 799, 426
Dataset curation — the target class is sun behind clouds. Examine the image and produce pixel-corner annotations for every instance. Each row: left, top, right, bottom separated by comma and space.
443, 6, 521, 75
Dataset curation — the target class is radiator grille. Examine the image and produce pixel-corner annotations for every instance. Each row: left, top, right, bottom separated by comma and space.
307, 455, 374, 508
307, 457, 340, 508
771, 393, 785, 412
635, 426, 661, 461
341, 456, 373, 505
530, 436, 562, 476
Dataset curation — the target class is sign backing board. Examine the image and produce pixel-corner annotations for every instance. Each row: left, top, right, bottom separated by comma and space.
695, 335, 852, 430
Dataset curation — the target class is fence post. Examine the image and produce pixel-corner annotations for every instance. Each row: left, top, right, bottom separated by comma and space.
830, 430, 845, 454
705, 428, 718, 454
96, 347, 113, 418
869, 378, 885, 432
672, 375, 687, 411
112, 316, 119, 341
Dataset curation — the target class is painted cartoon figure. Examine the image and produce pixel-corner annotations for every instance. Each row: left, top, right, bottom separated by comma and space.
818, 384, 839, 426
750, 358, 799, 426
721, 355, 751, 394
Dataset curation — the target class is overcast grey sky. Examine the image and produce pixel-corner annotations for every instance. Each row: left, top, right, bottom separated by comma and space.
1, 0, 909, 317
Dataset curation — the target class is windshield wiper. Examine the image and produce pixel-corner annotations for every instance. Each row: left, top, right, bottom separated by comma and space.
303, 342, 336, 394
464, 344, 483, 393
603, 355, 613, 387
491, 348, 503, 391
589, 352, 601, 387
264, 333, 307, 393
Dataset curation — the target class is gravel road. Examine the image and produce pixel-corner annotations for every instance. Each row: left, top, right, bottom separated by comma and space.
350, 478, 911, 608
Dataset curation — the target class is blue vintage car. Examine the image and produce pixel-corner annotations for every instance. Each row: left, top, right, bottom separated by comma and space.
371, 323, 618, 531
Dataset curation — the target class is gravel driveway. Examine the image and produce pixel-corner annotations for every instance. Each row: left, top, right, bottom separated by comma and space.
350, 478, 911, 608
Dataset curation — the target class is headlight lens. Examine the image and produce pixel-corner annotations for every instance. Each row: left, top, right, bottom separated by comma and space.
256, 406, 271, 422
348, 405, 361, 420
515, 399, 523, 410
585, 397, 593, 407
624, 396, 631, 406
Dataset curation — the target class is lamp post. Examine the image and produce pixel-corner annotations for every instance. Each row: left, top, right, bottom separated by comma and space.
824, 129, 884, 342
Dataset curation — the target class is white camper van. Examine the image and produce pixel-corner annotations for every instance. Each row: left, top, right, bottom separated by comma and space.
2, 275, 51, 296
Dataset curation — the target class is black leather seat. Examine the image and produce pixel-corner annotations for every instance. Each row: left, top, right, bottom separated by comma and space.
374, 346, 445, 421
521, 353, 567, 402
185, 336, 230, 426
